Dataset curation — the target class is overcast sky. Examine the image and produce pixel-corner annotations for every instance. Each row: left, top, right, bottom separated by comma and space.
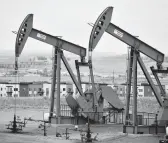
1, 0, 168, 57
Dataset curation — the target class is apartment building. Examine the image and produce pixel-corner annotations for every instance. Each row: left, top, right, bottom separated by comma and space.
42, 81, 71, 98
0, 82, 29, 97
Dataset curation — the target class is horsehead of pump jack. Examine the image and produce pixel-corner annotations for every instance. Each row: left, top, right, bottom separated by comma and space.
87, 7, 113, 107
89, 6, 113, 52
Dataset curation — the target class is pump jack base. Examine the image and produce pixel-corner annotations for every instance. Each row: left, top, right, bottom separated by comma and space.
123, 125, 165, 134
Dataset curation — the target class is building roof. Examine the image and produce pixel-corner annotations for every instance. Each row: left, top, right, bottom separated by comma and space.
0, 76, 109, 85
81, 81, 108, 85
140, 82, 165, 86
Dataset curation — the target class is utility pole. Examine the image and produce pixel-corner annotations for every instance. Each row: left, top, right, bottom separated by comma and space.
126, 46, 130, 83
112, 70, 115, 84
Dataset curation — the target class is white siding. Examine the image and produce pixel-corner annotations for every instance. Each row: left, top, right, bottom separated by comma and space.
42, 83, 71, 98
165, 85, 168, 96
0, 84, 7, 97
7, 84, 20, 97
43, 83, 51, 97
137, 86, 144, 97
0, 83, 20, 97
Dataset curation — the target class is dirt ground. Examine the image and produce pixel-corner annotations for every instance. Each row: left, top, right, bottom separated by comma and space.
0, 108, 164, 143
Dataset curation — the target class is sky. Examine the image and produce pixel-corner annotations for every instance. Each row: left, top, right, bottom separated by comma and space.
1, 0, 168, 58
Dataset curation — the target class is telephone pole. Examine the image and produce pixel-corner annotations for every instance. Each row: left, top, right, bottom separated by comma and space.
112, 70, 115, 84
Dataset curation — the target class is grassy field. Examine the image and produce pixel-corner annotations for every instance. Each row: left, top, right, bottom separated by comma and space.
0, 97, 68, 110
0, 97, 160, 114
119, 97, 159, 113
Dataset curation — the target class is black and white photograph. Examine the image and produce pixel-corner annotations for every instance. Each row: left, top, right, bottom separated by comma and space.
0, 0, 168, 142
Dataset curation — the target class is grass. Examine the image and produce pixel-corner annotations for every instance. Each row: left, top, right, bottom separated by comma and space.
0, 97, 49, 109
0, 97, 160, 113
120, 97, 159, 113
137, 97, 159, 113
0, 97, 67, 109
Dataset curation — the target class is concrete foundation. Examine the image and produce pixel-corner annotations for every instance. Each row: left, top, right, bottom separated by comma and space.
123, 125, 165, 134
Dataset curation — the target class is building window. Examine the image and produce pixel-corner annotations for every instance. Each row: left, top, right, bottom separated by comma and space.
46, 88, 49, 96
148, 88, 150, 92
63, 88, 66, 91
14, 88, 18, 91
138, 89, 143, 92
6, 87, 12, 93
67, 88, 72, 93
38, 88, 43, 96
75, 88, 78, 94
1, 88, 2, 91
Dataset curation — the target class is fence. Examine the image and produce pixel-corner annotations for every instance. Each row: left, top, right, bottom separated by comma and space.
51, 104, 104, 125
125, 112, 157, 126
137, 112, 156, 126
60, 104, 73, 117
105, 110, 124, 124
52, 105, 158, 126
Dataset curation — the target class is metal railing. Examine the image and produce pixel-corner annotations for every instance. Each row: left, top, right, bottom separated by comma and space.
49, 104, 104, 124
125, 112, 157, 126
137, 112, 156, 126
105, 110, 124, 124
49, 104, 158, 126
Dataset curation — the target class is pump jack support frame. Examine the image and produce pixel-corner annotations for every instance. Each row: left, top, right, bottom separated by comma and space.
75, 60, 98, 109
49, 47, 57, 122
75, 60, 89, 88
124, 49, 133, 126
124, 48, 138, 134
123, 50, 164, 133
150, 66, 168, 97
49, 49, 85, 124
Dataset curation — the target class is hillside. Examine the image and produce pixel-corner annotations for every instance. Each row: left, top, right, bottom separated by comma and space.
0, 51, 168, 78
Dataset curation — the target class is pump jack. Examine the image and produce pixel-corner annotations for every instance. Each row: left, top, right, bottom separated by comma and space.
15, 14, 87, 124
15, 13, 116, 123
89, 6, 168, 133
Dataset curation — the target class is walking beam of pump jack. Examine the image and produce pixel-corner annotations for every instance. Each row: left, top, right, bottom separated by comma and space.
14, 6, 168, 134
